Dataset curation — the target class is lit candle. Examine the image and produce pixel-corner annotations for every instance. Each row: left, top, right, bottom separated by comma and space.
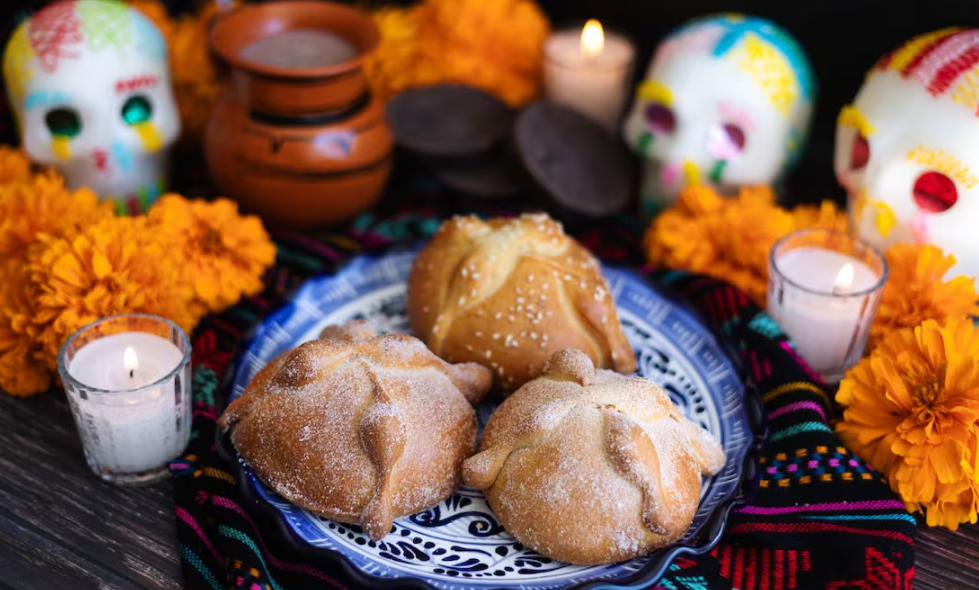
58, 314, 192, 485
767, 230, 888, 381
70, 334, 182, 391
833, 263, 855, 296
543, 19, 636, 131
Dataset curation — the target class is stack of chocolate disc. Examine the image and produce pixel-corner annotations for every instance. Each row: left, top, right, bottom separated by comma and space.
387, 85, 636, 219
386, 84, 520, 198
514, 102, 635, 224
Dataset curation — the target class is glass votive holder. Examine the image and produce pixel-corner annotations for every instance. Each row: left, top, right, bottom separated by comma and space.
57, 313, 192, 485
767, 229, 888, 383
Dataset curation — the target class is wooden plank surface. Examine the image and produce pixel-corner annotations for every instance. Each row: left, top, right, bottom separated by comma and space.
2, 391, 978, 589
0, 392, 181, 590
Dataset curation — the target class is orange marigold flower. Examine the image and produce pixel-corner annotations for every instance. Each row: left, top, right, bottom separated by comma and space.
0, 171, 113, 266
870, 244, 979, 350
790, 199, 850, 233
0, 172, 114, 395
0, 145, 33, 185
148, 195, 276, 316
366, 8, 433, 100
644, 185, 851, 306
646, 186, 799, 306
365, 0, 549, 106
837, 316, 979, 529
28, 216, 196, 370
645, 185, 725, 273
0, 263, 51, 396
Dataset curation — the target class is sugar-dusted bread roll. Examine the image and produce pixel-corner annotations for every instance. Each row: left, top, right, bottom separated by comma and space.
219, 321, 493, 540
463, 349, 725, 565
408, 213, 636, 392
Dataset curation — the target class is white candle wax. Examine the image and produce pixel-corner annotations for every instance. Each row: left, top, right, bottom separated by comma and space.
769, 248, 880, 373
68, 332, 185, 473
543, 22, 635, 131
71, 333, 183, 390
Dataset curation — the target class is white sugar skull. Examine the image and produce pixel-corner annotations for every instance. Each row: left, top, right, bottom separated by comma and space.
3, 0, 179, 213
623, 14, 815, 218
835, 28, 979, 282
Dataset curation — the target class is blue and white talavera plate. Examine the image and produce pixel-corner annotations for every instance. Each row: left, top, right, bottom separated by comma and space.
226, 250, 762, 590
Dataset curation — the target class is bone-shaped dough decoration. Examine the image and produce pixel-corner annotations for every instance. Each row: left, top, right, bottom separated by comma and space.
463, 349, 725, 565
220, 320, 493, 540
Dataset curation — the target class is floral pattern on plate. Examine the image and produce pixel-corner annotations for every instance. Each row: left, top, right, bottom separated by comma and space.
229, 250, 757, 590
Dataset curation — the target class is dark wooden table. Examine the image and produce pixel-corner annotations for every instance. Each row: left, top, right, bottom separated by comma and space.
3, 388, 979, 589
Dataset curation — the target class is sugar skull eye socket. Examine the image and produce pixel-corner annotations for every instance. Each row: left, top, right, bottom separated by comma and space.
45, 108, 82, 138
644, 103, 675, 134
850, 133, 870, 170
913, 171, 958, 213
707, 123, 746, 160
121, 95, 152, 125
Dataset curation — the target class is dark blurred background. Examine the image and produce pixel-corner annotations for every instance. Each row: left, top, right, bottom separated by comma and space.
1, 0, 978, 203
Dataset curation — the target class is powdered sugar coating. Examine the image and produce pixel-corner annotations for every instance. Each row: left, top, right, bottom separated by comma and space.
224, 252, 754, 586
219, 321, 493, 540
463, 349, 725, 565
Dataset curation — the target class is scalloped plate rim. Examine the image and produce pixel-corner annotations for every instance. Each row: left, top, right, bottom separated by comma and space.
224, 248, 762, 590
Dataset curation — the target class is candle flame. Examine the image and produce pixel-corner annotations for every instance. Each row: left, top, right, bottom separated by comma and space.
124, 346, 139, 375
581, 19, 605, 58
834, 263, 855, 293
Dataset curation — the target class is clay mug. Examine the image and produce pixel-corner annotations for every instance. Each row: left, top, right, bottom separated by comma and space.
206, 1, 393, 229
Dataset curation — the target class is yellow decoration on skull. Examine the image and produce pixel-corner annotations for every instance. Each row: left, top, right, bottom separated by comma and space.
884, 28, 964, 74
732, 34, 798, 116
2, 26, 34, 105
682, 161, 701, 187
134, 122, 162, 152
636, 80, 673, 106
51, 137, 71, 160
906, 145, 979, 189
950, 66, 979, 111
838, 105, 876, 136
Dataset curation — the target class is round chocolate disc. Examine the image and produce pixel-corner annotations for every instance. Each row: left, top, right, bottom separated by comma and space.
386, 84, 514, 158
515, 102, 635, 219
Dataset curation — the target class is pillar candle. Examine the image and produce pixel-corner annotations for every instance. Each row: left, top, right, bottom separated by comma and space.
543, 20, 635, 132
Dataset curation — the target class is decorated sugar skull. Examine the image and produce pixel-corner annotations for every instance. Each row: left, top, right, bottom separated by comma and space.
3, 0, 179, 213
836, 28, 979, 282
623, 14, 815, 217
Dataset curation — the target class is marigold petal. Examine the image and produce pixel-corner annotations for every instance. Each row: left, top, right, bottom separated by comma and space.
871, 245, 979, 349
925, 502, 961, 529
872, 357, 913, 410
931, 440, 968, 485
92, 252, 112, 279
873, 432, 902, 475
841, 403, 902, 434
973, 436, 979, 482
917, 320, 948, 369
51, 254, 86, 290
900, 462, 936, 502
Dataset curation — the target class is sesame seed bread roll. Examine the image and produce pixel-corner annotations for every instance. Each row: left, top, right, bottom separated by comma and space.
408, 213, 636, 392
